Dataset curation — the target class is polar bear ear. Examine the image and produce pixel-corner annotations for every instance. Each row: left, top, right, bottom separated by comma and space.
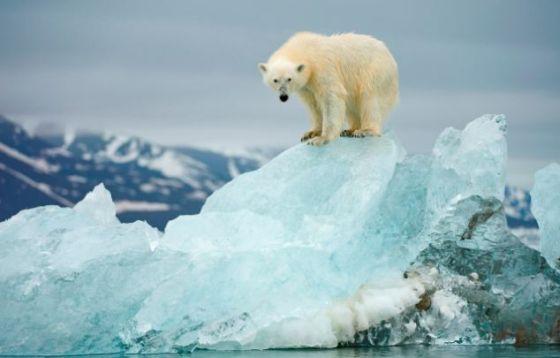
296, 64, 305, 73
258, 63, 267, 74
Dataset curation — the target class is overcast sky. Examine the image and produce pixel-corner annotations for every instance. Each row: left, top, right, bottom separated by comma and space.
0, 0, 559, 187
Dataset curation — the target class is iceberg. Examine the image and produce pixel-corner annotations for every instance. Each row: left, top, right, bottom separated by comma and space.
0, 114, 559, 354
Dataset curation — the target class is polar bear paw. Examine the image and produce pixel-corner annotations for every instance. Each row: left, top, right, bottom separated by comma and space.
301, 130, 321, 142
306, 136, 330, 146
340, 129, 356, 137
351, 129, 381, 138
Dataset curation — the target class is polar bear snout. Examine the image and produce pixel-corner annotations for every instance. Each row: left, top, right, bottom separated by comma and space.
279, 94, 289, 102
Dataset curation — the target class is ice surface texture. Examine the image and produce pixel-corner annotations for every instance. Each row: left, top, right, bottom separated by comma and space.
531, 163, 560, 269
0, 114, 559, 354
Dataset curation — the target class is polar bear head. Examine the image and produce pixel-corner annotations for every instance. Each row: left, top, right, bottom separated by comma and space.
258, 59, 308, 103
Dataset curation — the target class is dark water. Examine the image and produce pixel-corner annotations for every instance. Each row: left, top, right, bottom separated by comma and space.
3, 346, 560, 358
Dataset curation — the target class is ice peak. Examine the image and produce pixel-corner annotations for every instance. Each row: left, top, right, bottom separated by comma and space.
73, 183, 118, 225
431, 114, 507, 207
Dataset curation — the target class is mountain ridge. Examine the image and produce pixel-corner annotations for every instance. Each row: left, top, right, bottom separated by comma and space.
0, 115, 278, 229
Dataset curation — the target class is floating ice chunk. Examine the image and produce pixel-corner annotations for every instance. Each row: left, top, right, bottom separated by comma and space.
531, 163, 560, 269
0, 115, 559, 354
0, 185, 160, 354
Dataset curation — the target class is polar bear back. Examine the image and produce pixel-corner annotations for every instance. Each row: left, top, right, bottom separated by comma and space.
270, 32, 398, 97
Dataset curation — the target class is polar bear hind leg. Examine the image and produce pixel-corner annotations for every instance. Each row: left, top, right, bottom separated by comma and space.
352, 95, 382, 137
340, 107, 361, 137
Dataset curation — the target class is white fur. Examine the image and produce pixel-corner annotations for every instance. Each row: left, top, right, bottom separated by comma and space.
259, 32, 399, 145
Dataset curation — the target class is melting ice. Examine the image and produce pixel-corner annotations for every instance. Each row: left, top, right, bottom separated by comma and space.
0, 115, 559, 354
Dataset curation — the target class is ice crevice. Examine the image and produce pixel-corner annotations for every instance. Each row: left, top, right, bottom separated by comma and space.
1, 114, 559, 354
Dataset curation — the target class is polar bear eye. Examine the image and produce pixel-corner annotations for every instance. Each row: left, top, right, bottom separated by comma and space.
273, 79, 279, 83
287, 78, 292, 82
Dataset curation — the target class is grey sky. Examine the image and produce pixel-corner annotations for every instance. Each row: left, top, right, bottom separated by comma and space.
0, 0, 559, 187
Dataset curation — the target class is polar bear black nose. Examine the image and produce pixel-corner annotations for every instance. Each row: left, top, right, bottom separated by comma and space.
280, 94, 289, 102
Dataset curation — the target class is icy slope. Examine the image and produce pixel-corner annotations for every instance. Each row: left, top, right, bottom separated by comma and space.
0, 115, 559, 354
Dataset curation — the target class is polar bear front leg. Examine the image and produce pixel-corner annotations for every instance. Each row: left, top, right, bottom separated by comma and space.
299, 90, 322, 142
307, 95, 345, 146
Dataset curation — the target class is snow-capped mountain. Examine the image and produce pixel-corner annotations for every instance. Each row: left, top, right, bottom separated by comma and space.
0, 114, 539, 232
0, 115, 278, 229
504, 185, 539, 249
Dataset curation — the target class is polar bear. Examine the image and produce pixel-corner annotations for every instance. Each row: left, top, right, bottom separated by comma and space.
259, 32, 399, 146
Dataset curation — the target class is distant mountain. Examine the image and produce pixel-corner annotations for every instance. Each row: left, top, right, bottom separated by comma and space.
504, 185, 538, 229
0, 115, 279, 229
0, 115, 540, 233
503, 185, 539, 249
